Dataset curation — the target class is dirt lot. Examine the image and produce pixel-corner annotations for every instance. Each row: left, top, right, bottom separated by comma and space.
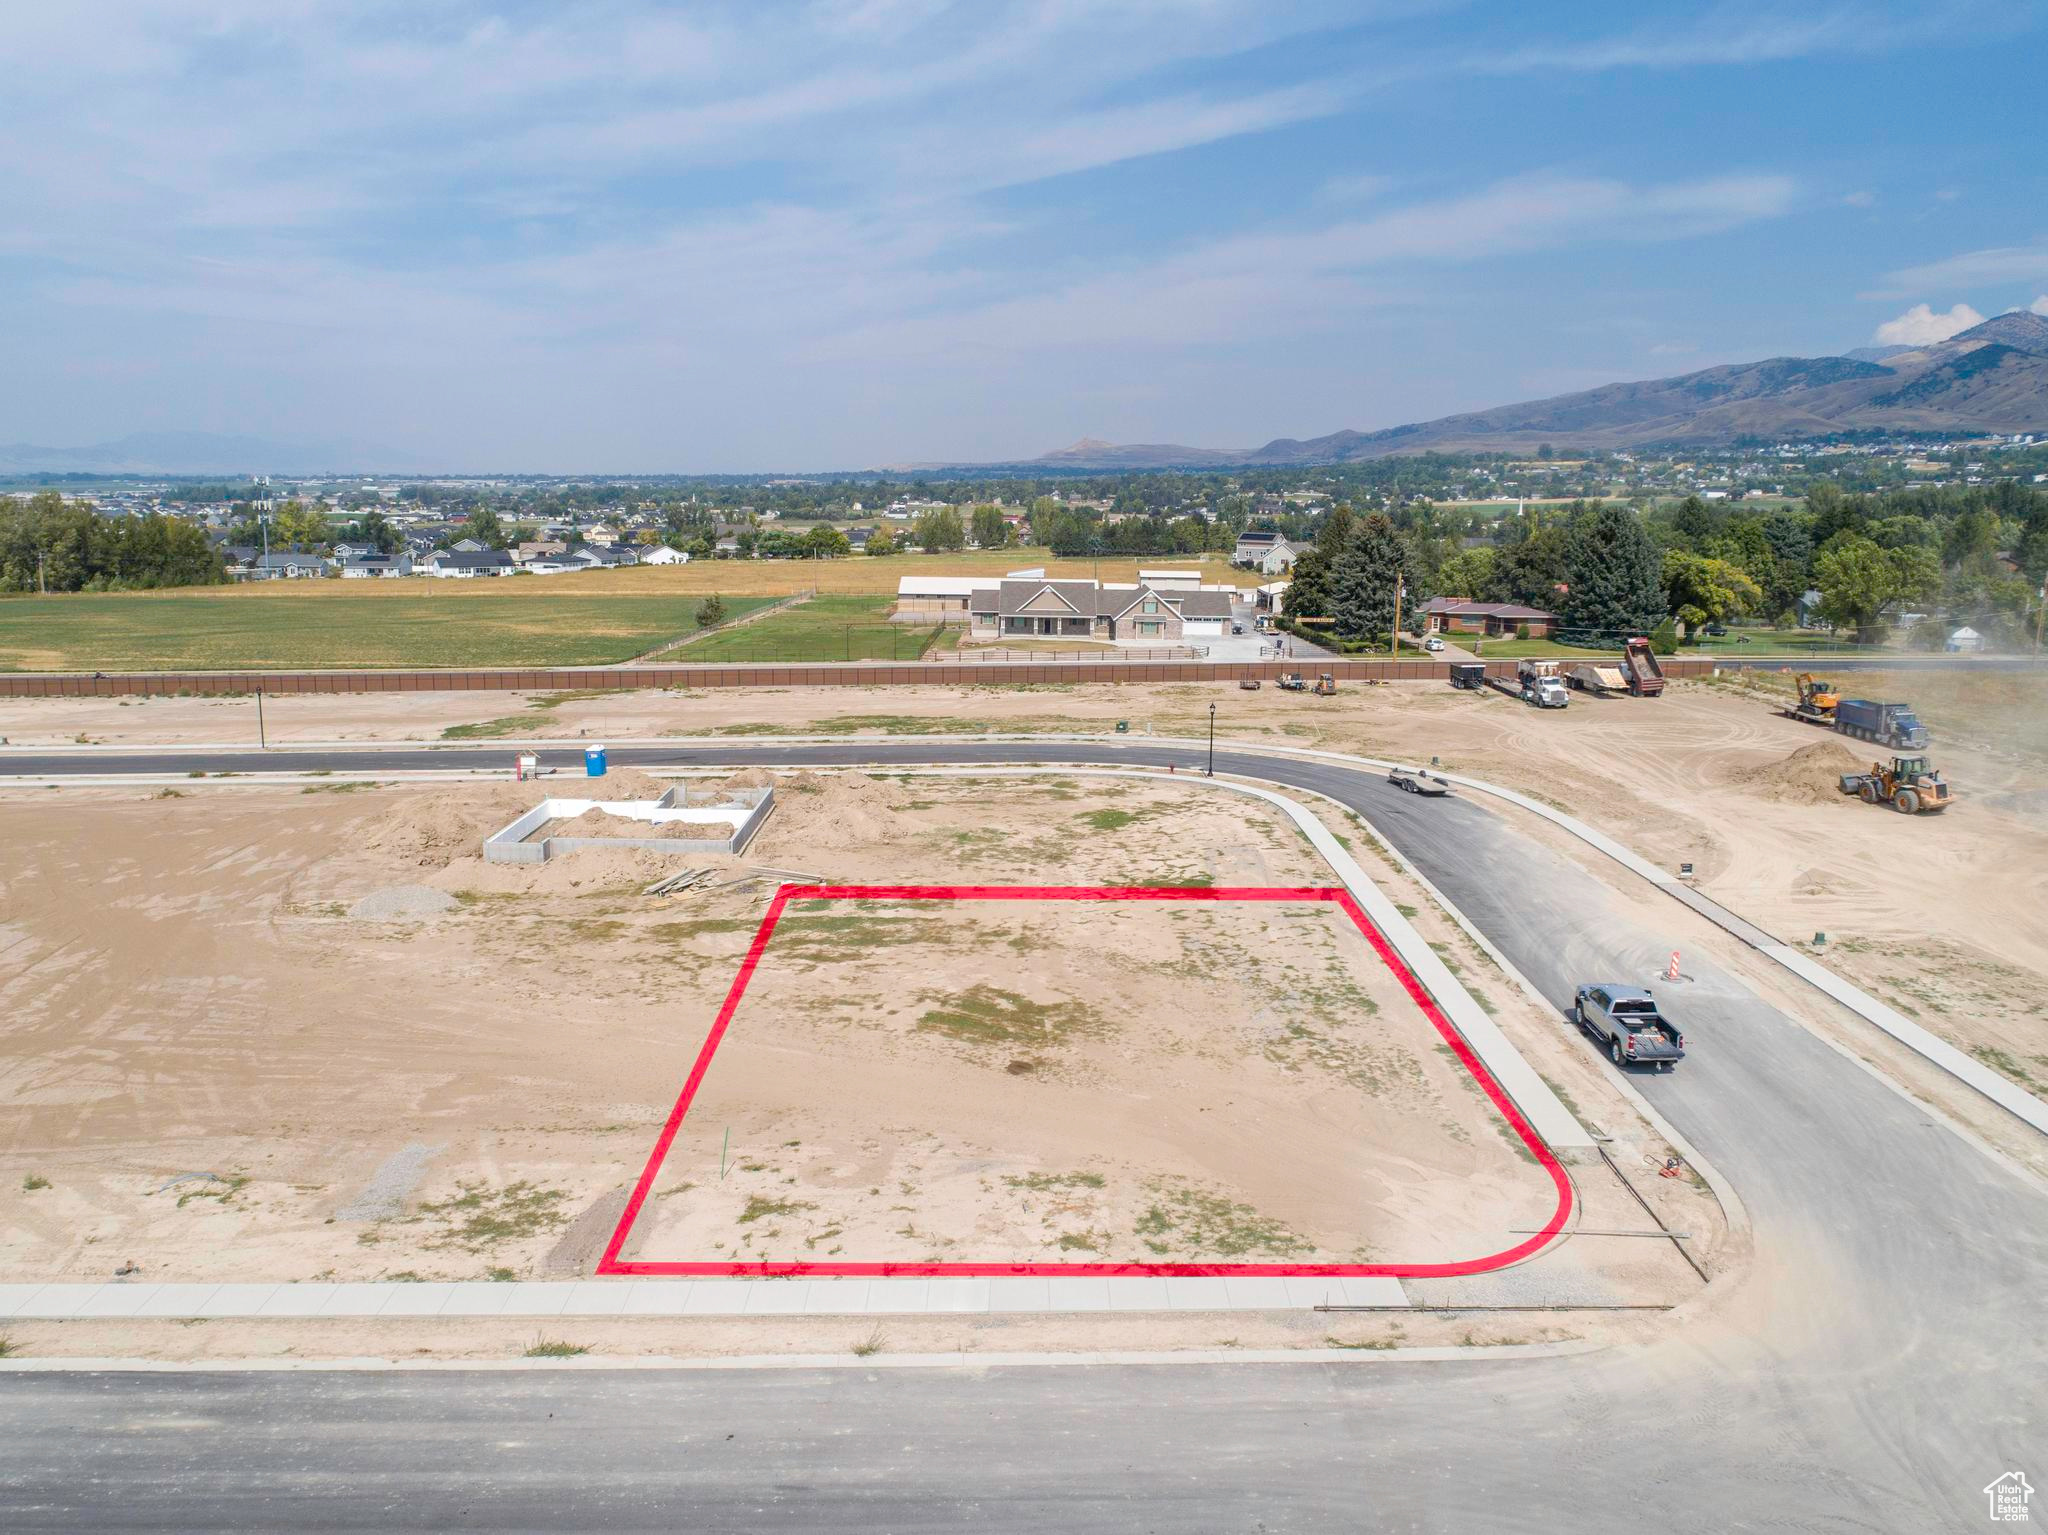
1, 766, 1685, 1294
622, 895, 1557, 1272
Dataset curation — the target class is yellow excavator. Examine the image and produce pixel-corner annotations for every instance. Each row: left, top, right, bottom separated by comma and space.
1785, 672, 1840, 726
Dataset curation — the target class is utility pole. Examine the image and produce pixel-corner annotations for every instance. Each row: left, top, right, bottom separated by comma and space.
1207, 701, 1216, 777
256, 688, 266, 750
1390, 571, 1404, 659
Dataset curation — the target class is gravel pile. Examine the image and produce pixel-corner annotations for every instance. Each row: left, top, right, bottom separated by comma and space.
348, 884, 458, 921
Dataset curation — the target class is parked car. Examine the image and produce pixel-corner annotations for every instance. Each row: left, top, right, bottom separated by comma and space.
1231, 621, 1246, 634
1423, 635, 1446, 652
1574, 984, 1686, 1069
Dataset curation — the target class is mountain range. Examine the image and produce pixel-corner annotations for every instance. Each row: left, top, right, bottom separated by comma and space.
0, 431, 426, 477
1002, 309, 2048, 469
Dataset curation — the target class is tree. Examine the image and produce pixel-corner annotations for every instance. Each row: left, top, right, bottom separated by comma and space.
696, 595, 727, 629
1813, 535, 1940, 642
466, 505, 508, 550
1661, 550, 1761, 638
970, 505, 1010, 550
1433, 545, 1497, 601
1283, 547, 1334, 620
912, 506, 965, 552
803, 525, 851, 559
1490, 523, 1571, 606
865, 528, 897, 557
1559, 503, 1663, 639
272, 500, 330, 549
1328, 513, 1410, 644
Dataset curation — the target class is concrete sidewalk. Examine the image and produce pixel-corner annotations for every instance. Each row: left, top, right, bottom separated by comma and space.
0, 1275, 1407, 1321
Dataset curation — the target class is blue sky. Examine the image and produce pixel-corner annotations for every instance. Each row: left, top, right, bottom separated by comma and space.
3, 0, 2045, 470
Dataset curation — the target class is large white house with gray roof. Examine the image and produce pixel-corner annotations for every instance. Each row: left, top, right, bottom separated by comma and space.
967, 578, 1233, 642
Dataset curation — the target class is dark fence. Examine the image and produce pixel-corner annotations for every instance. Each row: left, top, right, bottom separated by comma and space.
0, 655, 1727, 698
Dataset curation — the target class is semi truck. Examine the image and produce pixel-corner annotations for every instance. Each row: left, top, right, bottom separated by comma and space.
1516, 659, 1570, 708
1833, 699, 1929, 750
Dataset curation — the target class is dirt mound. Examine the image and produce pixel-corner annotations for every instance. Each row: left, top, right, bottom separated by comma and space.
719, 768, 776, 790
582, 767, 673, 800
361, 781, 550, 868
1753, 740, 1864, 805
751, 771, 897, 855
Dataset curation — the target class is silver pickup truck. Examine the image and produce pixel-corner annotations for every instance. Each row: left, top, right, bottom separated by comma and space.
1574, 983, 1686, 1070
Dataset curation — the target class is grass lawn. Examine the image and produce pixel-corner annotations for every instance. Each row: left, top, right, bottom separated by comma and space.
679, 594, 943, 663
1685, 628, 1881, 655
0, 589, 775, 671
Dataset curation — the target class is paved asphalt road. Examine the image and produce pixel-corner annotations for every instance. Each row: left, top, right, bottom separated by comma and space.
3, 739, 2044, 1532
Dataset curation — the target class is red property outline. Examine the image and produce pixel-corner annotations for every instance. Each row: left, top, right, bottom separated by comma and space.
597, 885, 1573, 1278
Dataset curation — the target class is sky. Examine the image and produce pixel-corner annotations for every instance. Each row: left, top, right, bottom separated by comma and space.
3, 0, 2046, 472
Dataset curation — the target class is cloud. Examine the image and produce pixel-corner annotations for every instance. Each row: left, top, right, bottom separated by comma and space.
1870, 242, 2048, 296
2031, 296, 2048, 316
1873, 303, 1984, 345
1842, 190, 1876, 207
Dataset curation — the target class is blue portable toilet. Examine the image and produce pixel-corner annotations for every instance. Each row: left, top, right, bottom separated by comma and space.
584, 743, 608, 778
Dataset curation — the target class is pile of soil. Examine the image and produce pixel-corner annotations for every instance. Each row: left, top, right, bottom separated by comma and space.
753, 772, 897, 853
582, 767, 674, 800
1753, 740, 1864, 806
362, 781, 549, 868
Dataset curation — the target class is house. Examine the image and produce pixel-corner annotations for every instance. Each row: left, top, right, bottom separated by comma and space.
339, 554, 413, 579
640, 545, 689, 565
846, 528, 873, 551
1946, 625, 1985, 652
332, 542, 377, 561
584, 523, 620, 546
1233, 530, 1283, 566
1417, 597, 1558, 639
515, 539, 568, 565
579, 546, 638, 568
247, 550, 329, 580
1138, 569, 1204, 592
449, 537, 486, 554
967, 578, 1234, 643
525, 551, 585, 575
220, 545, 259, 569
1234, 533, 1301, 575
423, 550, 516, 579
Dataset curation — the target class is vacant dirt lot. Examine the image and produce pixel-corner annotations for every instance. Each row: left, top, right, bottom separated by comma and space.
1, 769, 1598, 1292
621, 895, 1558, 1272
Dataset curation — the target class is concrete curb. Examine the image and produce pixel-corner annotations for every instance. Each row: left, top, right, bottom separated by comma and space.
0, 1339, 1610, 1374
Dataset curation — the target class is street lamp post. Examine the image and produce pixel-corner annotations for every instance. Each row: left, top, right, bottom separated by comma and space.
1207, 701, 1216, 777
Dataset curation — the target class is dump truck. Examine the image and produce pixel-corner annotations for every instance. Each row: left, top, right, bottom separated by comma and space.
1567, 662, 1628, 696
1619, 637, 1665, 696
1838, 755, 1954, 814
1574, 984, 1686, 1071
1781, 672, 1840, 726
1516, 659, 1569, 708
1833, 698, 1929, 750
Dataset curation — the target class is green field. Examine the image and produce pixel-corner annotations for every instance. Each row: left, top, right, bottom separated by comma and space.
0, 590, 775, 671
680, 594, 946, 663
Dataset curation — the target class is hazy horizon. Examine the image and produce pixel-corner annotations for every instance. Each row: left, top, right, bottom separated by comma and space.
5, 1, 2046, 473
